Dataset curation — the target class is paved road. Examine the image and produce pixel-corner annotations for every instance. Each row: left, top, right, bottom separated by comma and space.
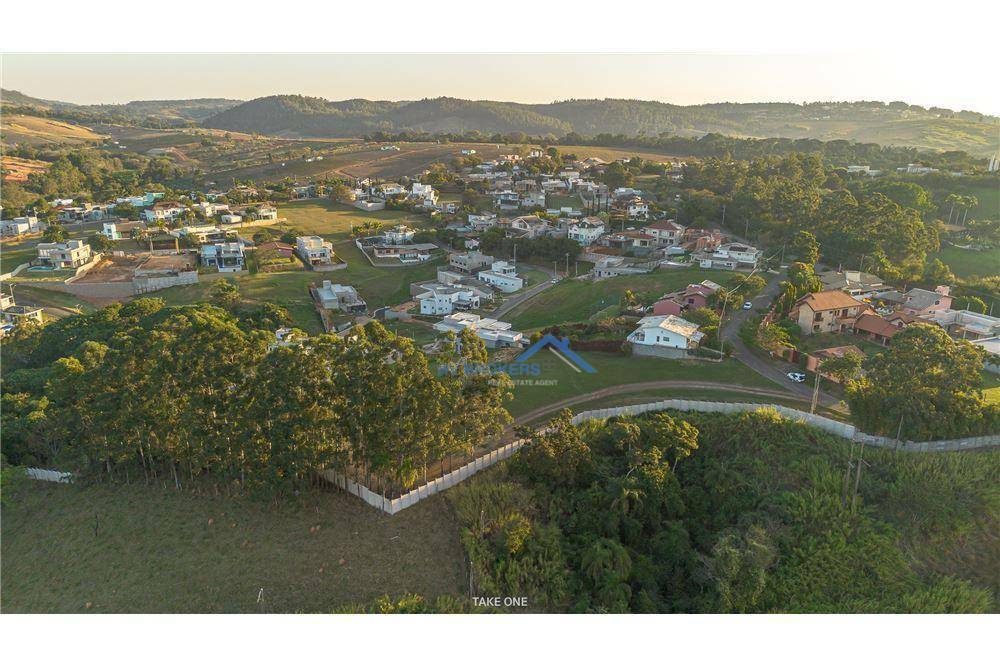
489, 263, 557, 319
512, 380, 806, 426
720, 269, 843, 411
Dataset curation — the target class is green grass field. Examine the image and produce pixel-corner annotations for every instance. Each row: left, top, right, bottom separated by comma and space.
1, 480, 466, 613
931, 245, 1000, 279
272, 200, 428, 242
506, 268, 735, 330
503, 349, 778, 417
0, 243, 39, 274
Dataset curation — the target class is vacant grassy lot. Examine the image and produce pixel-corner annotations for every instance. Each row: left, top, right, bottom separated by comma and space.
931, 245, 1000, 279
504, 349, 778, 417
156, 244, 444, 333
0, 243, 39, 273
2, 283, 95, 314
507, 268, 735, 330
1, 480, 466, 613
1, 155, 50, 182
273, 200, 425, 241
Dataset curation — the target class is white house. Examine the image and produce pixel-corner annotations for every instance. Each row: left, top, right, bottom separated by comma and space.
468, 212, 498, 230
696, 242, 762, 270
642, 219, 685, 247
410, 183, 438, 207
1, 216, 41, 236
315, 281, 367, 313
627, 315, 704, 350
478, 260, 524, 293
416, 284, 482, 315
384, 224, 416, 245
626, 200, 650, 220
200, 242, 245, 272
143, 201, 187, 222
296, 236, 335, 266
220, 213, 243, 224
379, 183, 406, 197
433, 312, 523, 348
36, 240, 93, 268
101, 220, 147, 241
567, 217, 606, 245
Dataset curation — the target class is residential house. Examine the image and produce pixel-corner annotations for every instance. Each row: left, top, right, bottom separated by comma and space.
876, 286, 952, 317
627, 315, 704, 350
372, 243, 436, 263
1, 216, 42, 236
171, 225, 238, 244
200, 242, 245, 272
296, 236, 336, 266
925, 309, 1000, 340
433, 312, 523, 348
450, 251, 495, 274
793, 290, 867, 335
1, 304, 44, 326
143, 201, 187, 223
652, 281, 721, 316
818, 270, 885, 299
383, 225, 416, 245
508, 215, 554, 239
101, 220, 147, 241
494, 190, 520, 211
378, 183, 406, 197
592, 255, 658, 279
416, 284, 482, 315
625, 199, 650, 220
478, 260, 523, 293
409, 183, 438, 207
567, 217, 606, 245
468, 213, 498, 230
695, 242, 762, 270
642, 219, 684, 247
36, 240, 93, 268
315, 281, 367, 314
851, 312, 905, 346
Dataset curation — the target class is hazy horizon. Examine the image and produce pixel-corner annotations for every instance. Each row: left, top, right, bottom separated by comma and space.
3, 53, 998, 115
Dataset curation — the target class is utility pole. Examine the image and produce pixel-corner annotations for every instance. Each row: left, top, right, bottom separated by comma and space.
810, 372, 821, 414
851, 440, 868, 513
721, 203, 726, 228
744, 219, 749, 239
842, 439, 856, 507
512, 243, 517, 264
565, 253, 569, 277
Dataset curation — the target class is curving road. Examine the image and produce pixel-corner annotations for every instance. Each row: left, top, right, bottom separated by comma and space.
513, 380, 807, 426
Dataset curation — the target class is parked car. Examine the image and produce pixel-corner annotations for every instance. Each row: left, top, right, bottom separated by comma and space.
742, 301, 753, 310
786, 372, 806, 383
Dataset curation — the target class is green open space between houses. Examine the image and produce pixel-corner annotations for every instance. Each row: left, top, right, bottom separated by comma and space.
930, 245, 1000, 280
506, 267, 736, 330
263, 200, 432, 242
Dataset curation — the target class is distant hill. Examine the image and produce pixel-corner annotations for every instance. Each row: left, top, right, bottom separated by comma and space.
1, 89, 241, 124
203, 95, 1000, 155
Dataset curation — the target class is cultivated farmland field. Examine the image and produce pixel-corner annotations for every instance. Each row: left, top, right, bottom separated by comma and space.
0, 114, 106, 146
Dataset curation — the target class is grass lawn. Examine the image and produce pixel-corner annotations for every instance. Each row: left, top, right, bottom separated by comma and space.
546, 193, 583, 210
155, 244, 444, 334
383, 320, 439, 345
4, 284, 96, 314
0, 243, 39, 274
982, 373, 1000, 405
273, 200, 430, 242
931, 245, 1000, 279
503, 349, 779, 417
507, 268, 735, 330
1, 480, 466, 613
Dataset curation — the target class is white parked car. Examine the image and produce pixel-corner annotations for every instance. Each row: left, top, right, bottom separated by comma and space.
742, 301, 753, 310
786, 372, 807, 383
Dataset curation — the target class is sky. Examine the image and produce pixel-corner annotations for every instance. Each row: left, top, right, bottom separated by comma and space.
2, 53, 998, 115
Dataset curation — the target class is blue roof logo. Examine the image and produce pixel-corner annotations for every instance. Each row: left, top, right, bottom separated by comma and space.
516, 334, 597, 373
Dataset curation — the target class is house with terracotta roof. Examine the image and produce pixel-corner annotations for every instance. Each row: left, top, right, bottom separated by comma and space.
851, 312, 904, 346
793, 290, 867, 335
876, 286, 952, 317
652, 280, 721, 316
642, 219, 685, 247
804, 345, 866, 379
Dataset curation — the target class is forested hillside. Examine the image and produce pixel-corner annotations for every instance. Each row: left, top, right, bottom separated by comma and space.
201, 95, 999, 154
450, 409, 998, 613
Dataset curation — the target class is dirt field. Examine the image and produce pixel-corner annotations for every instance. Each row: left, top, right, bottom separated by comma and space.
1, 155, 50, 182
72, 255, 145, 283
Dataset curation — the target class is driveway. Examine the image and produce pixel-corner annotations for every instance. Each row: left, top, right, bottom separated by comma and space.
489, 263, 556, 319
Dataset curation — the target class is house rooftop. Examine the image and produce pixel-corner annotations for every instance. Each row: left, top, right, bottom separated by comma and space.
797, 290, 865, 312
